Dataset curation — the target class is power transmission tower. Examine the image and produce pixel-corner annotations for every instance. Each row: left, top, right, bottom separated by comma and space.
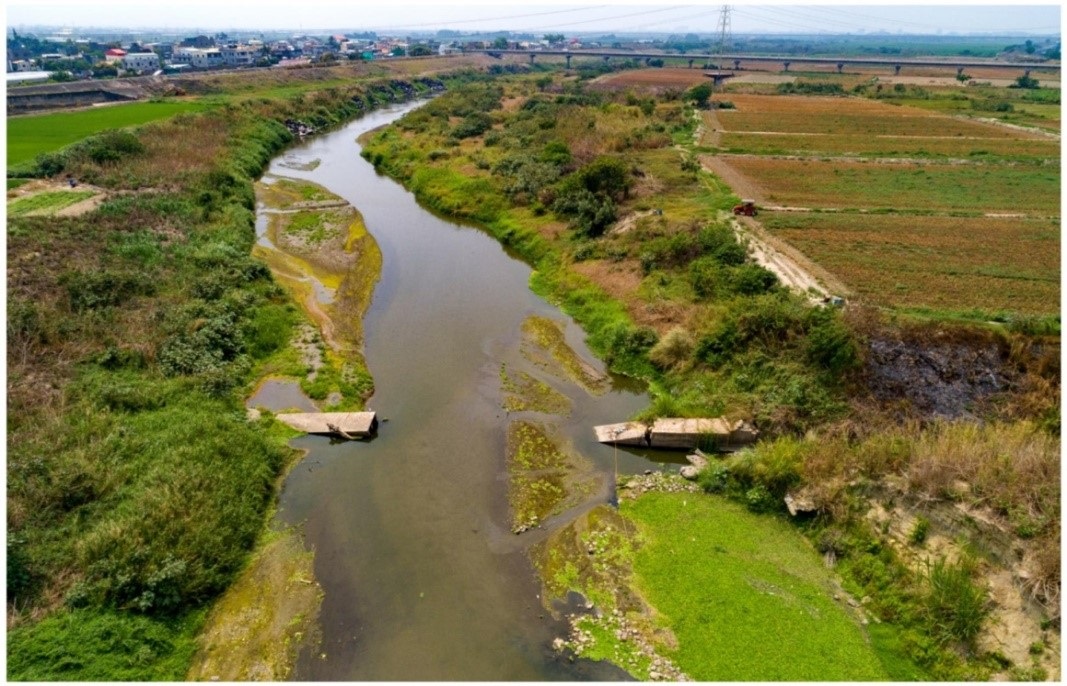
714, 4, 732, 70
711, 5, 732, 97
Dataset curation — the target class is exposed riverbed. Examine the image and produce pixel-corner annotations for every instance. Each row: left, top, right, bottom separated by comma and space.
259, 101, 679, 680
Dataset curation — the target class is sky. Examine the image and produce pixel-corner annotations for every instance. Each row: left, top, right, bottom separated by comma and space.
4, 1, 1062, 35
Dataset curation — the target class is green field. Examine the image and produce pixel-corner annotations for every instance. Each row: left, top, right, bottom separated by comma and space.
624, 492, 889, 681
8, 190, 95, 216
7, 100, 205, 167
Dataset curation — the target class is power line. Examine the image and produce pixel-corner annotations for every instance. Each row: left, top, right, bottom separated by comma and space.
371, 5, 612, 31
524, 5, 692, 32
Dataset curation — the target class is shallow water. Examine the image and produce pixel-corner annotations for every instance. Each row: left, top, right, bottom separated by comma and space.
266, 101, 670, 681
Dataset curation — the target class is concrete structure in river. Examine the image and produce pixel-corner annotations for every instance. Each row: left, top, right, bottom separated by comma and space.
594, 417, 757, 451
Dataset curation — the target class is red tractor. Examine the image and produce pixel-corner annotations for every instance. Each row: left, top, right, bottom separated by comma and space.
732, 200, 757, 217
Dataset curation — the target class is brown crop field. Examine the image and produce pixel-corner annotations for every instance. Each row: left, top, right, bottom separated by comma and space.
703, 90, 1060, 315
716, 132, 1060, 159
720, 157, 1060, 214
761, 213, 1060, 315
714, 94, 1035, 138
593, 67, 715, 91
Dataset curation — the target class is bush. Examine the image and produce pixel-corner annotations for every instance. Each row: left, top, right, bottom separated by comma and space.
60, 269, 157, 312
82, 130, 146, 165
452, 112, 492, 139
925, 557, 989, 648
648, 326, 695, 370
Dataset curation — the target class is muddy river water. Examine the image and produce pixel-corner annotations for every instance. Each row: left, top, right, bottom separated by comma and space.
262, 101, 677, 680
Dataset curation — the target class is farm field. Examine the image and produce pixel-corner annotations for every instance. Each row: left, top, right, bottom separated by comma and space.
7, 99, 206, 166
592, 67, 713, 91
717, 131, 1059, 159
761, 213, 1060, 315
706, 90, 1060, 315
720, 157, 1060, 214
714, 94, 1035, 137
7, 189, 95, 217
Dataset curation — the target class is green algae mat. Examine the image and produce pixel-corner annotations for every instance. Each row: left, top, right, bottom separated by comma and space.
623, 492, 888, 681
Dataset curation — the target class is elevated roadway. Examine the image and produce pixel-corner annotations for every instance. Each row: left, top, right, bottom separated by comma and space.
486, 49, 1059, 76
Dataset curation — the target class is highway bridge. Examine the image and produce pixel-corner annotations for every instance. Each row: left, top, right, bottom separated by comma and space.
484, 49, 1060, 77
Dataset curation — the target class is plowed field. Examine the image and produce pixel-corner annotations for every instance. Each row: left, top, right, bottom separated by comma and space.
703, 92, 1060, 315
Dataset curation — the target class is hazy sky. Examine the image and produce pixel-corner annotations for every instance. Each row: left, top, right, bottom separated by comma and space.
5, 1, 1062, 34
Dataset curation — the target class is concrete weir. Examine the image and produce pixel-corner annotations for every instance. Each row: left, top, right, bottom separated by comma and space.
594, 417, 757, 451
275, 412, 378, 438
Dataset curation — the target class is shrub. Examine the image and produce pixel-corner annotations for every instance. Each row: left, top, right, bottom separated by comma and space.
452, 112, 492, 139
925, 557, 989, 648
649, 326, 695, 370
60, 269, 157, 312
909, 516, 930, 546
728, 263, 778, 295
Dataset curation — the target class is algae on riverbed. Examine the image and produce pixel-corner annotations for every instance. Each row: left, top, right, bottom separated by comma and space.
254, 177, 381, 408
506, 420, 598, 533
186, 525, 322, 681
500, 363, 571, 415
521, 315, 609, 395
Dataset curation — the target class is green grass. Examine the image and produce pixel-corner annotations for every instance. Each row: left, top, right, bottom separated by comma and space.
8, 190, 94, 216
7, 608, 205, 681
623, 492, 888, 681
7, 177, 31, 189
7, 100, 205, 167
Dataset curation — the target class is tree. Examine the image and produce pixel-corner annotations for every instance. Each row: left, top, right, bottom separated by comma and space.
409, 44, 433, 57
1025, 39, 1036, 55
543, 33, 565, 44
1012, 74, 1040, 89
685, 82, 713, 108
493, 36, 509, 50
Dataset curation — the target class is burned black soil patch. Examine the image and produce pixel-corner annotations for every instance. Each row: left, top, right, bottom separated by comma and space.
864, 334, 1015, 420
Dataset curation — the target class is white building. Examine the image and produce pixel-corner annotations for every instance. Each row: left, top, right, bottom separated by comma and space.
220, 45, 256, 66
122, 52, 160, 73
173, 48, 224, 69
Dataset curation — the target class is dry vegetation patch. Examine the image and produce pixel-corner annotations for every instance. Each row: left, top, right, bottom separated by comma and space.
592, 67, 713, 92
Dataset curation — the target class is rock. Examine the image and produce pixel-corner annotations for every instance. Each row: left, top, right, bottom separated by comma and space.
685, 450, 709, 470
680, 465, 700, 480
784, 486, 819, 516
246, 407, 262, 422
649, 671, 662, 680
552, 637, 566, 651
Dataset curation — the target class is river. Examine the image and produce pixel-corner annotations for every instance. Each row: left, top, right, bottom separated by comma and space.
261, 101, 677, 681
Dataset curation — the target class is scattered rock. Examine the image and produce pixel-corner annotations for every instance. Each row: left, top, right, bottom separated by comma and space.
680, 465, 700, 480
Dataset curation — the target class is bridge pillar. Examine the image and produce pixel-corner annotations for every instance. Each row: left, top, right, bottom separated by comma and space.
688, 58, 694, 69
783, 61, 791, 72
566, 55, 572, 68
644, 57, 652, 66
734, 59, 741, 71
894, 64, 901, 75
529, 53, 536, 64
1024, 69, 1031, 77
957, 66, 965, 77
837, 62, 844, 73
603, 55, 610, 62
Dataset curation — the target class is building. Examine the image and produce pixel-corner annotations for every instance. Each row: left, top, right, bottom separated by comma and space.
122, 52, 160, 73
220, 45, 256, 67
104, 48, 126, 64
173, 47, 223, 69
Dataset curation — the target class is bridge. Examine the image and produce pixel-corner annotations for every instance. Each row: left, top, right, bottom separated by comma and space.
484, 49, 1060, 77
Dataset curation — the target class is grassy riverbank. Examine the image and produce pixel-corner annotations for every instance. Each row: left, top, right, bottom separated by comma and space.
6, 74, 445, 680
360, 67, 1060, 680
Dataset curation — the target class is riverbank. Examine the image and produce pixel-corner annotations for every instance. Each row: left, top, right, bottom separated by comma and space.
357, 69, 1059, 680
6, 74, 451, 680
